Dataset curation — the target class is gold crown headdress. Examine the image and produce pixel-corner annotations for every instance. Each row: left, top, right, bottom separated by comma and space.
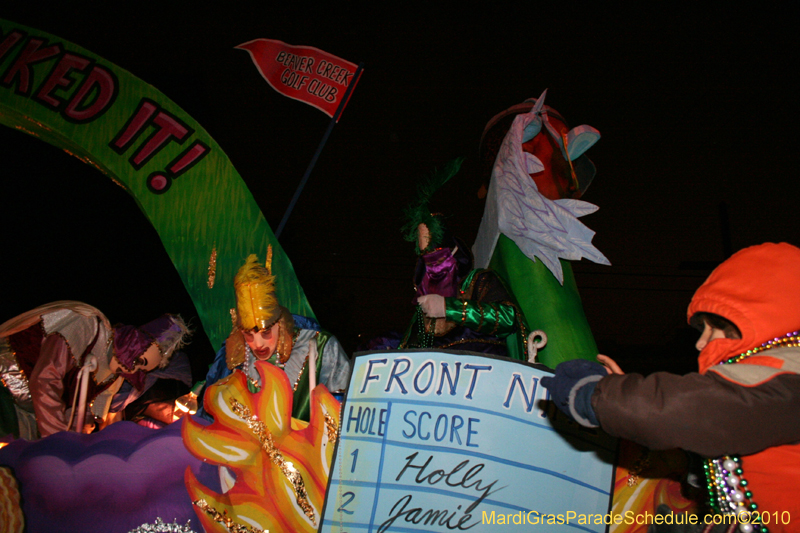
234, 252, 281, 331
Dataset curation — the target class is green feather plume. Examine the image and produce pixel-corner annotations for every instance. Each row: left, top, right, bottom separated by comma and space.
401, 157, 464, 253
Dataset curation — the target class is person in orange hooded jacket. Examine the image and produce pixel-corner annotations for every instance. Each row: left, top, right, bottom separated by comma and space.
542, 242, 800, 532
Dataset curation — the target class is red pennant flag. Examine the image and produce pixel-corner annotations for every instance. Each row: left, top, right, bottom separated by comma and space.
236, 39, 362, 122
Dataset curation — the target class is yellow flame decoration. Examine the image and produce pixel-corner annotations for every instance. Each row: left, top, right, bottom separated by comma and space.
182, 360, 340, 533
229, 397, 315, 522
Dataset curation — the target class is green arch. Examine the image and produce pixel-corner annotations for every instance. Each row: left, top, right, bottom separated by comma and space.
0, 19, 314, 350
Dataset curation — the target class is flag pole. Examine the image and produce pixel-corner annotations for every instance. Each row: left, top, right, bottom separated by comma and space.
275, 62, 364, 239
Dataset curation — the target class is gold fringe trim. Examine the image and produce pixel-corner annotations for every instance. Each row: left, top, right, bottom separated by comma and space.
207, 245, 217, 289
229, 398, 316, 525
324, 411, 339, 445
275, 313, 295, 365
293, 357, 307, 392
193, 498, 264, 533
436, 338, 505, 349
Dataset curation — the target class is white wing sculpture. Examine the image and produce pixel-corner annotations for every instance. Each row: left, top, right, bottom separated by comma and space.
473, 90, 610, 284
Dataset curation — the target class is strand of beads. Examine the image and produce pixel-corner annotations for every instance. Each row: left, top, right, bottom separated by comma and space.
243, 348, 261, 391
416, 306, 434, 348
722, 330, 800, 365
705, 456, 762, 532
702, 331, 800, 533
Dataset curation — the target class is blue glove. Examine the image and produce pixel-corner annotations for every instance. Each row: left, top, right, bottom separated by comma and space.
540, 360, 605, 428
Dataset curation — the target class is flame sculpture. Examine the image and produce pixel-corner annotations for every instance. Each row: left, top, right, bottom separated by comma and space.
182, 361, 340, 533
610, 441, 699, 533
0, 467, 24, 533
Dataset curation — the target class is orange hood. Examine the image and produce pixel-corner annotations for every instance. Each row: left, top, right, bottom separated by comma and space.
688, 242, 800, 373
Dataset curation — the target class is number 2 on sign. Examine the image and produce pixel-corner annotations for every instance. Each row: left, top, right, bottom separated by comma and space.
337, 492, 355, 515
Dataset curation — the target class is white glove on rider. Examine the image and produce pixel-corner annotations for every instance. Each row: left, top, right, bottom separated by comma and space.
417, 294, 446, 318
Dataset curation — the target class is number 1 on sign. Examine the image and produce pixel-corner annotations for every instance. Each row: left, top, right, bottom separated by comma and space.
350, 449, 358, 473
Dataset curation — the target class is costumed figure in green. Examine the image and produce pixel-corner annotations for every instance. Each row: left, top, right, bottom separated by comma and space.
398, 159, 530, 360
199, 254, 350, 422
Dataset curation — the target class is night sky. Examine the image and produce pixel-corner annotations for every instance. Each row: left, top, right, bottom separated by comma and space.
2, 6, 798, 380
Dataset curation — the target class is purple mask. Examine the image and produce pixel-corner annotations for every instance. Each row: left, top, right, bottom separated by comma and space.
416, 247, 459, 298
140, 314, 188, 358
112, 325, 151, 390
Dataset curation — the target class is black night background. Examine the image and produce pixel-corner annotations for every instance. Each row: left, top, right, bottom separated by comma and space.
2, 5, 797, 382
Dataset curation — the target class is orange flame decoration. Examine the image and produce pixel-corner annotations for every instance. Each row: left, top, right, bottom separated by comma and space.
0, 467, 24, 533
182, 361, 340, 533
609, 441, 699, 533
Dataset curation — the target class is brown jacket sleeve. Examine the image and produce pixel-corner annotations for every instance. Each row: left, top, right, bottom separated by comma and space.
592, 370, 800, 457
28, 334, 73, 436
